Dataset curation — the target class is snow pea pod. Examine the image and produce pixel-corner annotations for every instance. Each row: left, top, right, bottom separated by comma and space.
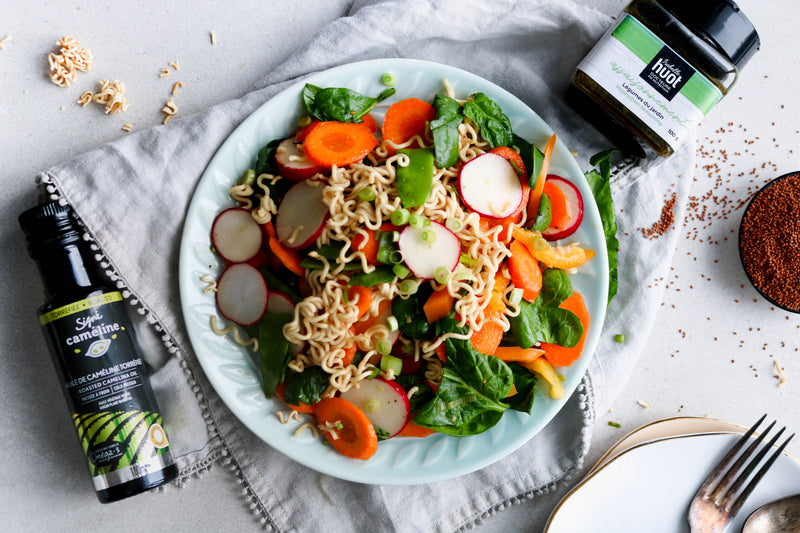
396, 148, 434, 208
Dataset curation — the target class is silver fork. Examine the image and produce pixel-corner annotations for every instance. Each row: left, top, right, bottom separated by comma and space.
688, 414, 795, 532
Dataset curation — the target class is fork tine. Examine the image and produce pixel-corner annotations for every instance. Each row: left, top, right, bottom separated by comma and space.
717, 424, 783, 508
727, 432, 795, 516
696, 413, 766, 497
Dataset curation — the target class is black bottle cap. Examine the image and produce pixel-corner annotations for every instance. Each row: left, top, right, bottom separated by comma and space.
18, 201, 82, 257
662, 0, 760, 68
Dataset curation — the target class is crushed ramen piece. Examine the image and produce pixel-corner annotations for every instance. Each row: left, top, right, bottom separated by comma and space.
161, 98, 178, 124
122, 123, 133, 132
169, 61, 180, 71
77, 90, 94, 106
294, 422, 319, 438
637, 400, 650, 409
47, 36, 93, 87
159, 68, 170, 78
775, 360, 787, 387
92, 79, 130, 114
0, 35, 10, 49
276, 410, 302, 424
171, 81, 184, 95
210, 31, 217, 45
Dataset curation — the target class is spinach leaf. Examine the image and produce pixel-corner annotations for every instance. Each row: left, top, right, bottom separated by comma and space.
413, 334, 513, 435
430, 94, 463, 168
463, 93, 513, 149
254, 139, 281, 176
283, 366, 328, 406
302, 83, 395, 123
530, 144, 545, 186
511, 134, 534, 181
539, 268, 574, 308
392, 284, 434, 340
299, 256, 362, 271
412, 367, 507, 436
585, 149, 619, 306
528, 193, 552, 231
506, 364, 537, 414
348, 266, 396, 287
508, 270, 582, 348
257, 313, 294, 398
509, 298, 583, 348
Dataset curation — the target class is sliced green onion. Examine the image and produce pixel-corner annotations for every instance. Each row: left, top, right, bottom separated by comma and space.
509, 287, 524, 306
390, 231, 400, 243
445, 218, 463, 232
459, 253, 476, 266
365, 399, 380, 413
608, 421, 621, 429
399, 279, 419, 295
614, 334, 626, 343
386, 315, 399, 332
392, 263, 411, 279
389, 250, 404, 264
380, 354, 403, 374
409, 213, 427, 229
342, 286, 350, 305
376, 338, 392, 355
358, 187, 376, 202
297, 115, 312, 127
368, 367, 381, 379
240, 168, 256, 186
421, 229, 436, 244
434, 266, 451, 284
452, 264, 473, 281
532, 236, 549, 251
336, 422, 344, 430
381, 72, 397, 87
391, 208, 410, 226
422, 217, 431, 227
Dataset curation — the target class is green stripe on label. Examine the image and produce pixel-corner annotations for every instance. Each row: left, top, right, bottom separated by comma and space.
612, 15, 662, 63
681, 73, 722, 115
40, 292, 123, 325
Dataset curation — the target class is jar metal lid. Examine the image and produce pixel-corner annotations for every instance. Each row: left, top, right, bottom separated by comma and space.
662, 0, 760, 68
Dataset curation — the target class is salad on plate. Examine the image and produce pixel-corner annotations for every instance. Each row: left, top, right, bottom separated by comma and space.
204, 76, 604, 461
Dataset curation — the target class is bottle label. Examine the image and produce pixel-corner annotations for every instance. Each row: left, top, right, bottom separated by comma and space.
40, 291, 174, 490
577, 14, 723, 152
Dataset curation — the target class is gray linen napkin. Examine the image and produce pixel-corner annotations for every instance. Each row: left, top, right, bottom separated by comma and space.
38, 0, 696, 530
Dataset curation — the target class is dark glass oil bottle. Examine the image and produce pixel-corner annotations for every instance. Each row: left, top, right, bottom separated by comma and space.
18, 201, 178, 503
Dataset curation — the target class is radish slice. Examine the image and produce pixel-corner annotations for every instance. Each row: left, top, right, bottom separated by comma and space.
398, 221, 460, 280
215, 263, 269, 326
542, 175, 584, 241
274, 137, 325, 181
266, 290, 304, 355
211, 208, 263, 263
340, 377, 410, 437
275, 180, 329, 250
458, 152, 524, 219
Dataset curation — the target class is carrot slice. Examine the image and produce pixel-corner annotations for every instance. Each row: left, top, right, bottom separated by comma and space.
295, 119, 321, 142
268, 237, 304, 276
302, 121, 378, 167
360, 113, 378, 132
315, 397, 378, 460
397, 421, 435, 438
470, 319, 504, 355
543, 179, 569, 230
263, 220, 277, 239
521, 357, 565, 399
351, 228, 380, 265
435, 343, 447, 363
527, 133, 557, 219
490, 146, 527, 177
347, 285, 374, 321
540, 292, 589, 367
352, 297, 389, 335
381, 98, 436, 153
339, 340, 357, 367
423, 288, 455, 324
487, 272, 510, 315
508, 239, 543, 302
493, 346, 544, 364
275, 382, 316, 414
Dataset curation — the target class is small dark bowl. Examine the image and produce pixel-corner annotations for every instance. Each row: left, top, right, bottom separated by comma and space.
738, 171, 800, 313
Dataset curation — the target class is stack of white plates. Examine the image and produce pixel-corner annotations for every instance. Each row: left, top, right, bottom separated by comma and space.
546, 417, 800, 532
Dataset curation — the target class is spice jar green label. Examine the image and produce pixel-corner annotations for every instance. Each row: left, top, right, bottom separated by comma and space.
39, 291, 174, 491
577, 14, 722, 152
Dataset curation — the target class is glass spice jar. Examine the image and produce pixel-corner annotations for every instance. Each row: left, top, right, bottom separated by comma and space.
567, 0, 760, 157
